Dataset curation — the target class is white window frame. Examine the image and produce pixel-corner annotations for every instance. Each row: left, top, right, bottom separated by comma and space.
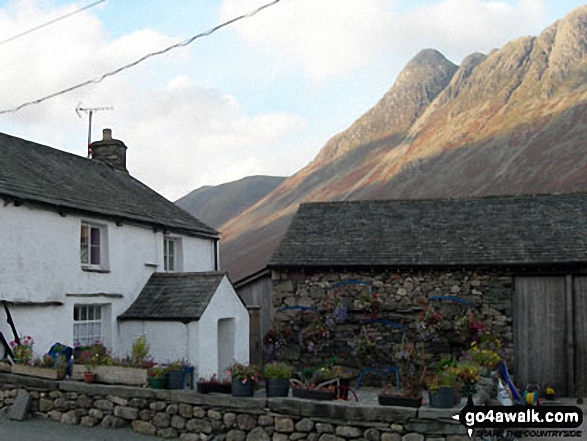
73, 304, 103, 347
163, 236, 182, 272
80, 221, 108, 270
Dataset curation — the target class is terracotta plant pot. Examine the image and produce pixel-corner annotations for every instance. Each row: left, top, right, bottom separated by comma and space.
83, 371, 95, 384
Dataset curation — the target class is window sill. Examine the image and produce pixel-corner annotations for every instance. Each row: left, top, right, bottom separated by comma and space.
81, 267, 110, 274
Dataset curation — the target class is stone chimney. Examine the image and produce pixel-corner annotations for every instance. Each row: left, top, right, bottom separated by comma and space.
90, 128, 127, 172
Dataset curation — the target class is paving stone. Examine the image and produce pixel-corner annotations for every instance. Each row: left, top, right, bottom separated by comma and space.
9, 390, 31, 421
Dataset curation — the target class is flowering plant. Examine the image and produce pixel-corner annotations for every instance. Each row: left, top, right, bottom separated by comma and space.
468, 341, 501, 368
77, 341, 107, 372
300, 315, 331, 353
454, 360, 480, 399
263, 325, 293, 355
10, 335, 34, 364
148, 364, 167, 379
393, 340, 427, 397
226, 362, 260, 384
320, 291, 348, 326
417, 305, 443, 341
357, 291, 383, 320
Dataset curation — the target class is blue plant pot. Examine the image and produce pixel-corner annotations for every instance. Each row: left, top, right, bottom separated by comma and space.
232, 378, 255, 397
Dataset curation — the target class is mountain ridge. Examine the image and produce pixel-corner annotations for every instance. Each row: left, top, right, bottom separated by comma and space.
220, 5, 587, 282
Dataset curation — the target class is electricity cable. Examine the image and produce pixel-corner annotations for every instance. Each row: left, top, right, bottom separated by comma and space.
0, 0, 281, 115
0, 0, 106, 47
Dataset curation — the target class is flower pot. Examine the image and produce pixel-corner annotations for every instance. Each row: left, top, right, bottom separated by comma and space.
429, 386, 457, 408
232, 379, 255, 397
198, 382, 232, 394
378, 394, 422, 407
148, 377, 166, 389
266, 378, 289, 397
336, 378, 351, 400
166, 370, 185, 389
292, 388, 335, 401
83, 371, 95, 384
12, 364, 66, 380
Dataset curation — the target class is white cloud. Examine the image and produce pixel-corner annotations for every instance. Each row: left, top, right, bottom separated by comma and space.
221, 0, 547, 79
0, 0, 306, 200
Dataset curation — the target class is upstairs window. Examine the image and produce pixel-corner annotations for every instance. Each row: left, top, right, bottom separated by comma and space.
81, 222, 107, 269
164, 237, 181, 271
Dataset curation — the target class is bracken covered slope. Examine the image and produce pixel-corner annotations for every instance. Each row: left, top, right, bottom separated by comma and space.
221, 6, 587, 282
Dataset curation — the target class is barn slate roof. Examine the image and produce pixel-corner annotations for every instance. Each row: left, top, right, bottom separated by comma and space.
0, 132, 218, 238
268, 194, 587, 268
118, 272, 226, 322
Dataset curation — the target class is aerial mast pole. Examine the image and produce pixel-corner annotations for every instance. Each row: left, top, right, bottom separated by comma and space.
75, 104, 113, 158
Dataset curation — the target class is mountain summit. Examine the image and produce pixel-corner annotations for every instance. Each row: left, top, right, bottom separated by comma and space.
221, 6, 587, 282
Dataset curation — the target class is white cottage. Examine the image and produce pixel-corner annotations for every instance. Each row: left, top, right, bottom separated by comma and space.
0, 129, 249, 375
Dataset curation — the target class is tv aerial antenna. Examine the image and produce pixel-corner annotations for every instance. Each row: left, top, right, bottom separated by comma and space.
75, 103, 113, 157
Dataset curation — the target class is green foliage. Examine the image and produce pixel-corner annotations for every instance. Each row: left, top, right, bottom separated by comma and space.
131, 334, 150, 367
263, 362, 293, 379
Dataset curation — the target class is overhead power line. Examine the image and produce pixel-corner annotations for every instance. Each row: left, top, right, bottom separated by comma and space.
0, 0, 281, 115
0, 0, 106, 47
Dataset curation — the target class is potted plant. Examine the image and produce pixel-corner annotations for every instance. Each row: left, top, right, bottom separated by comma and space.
427, 366, 459, 408
10, 335, 34, 365
290, 367, 337, 401
81, 347, 100, 384
454, 360, 480, 404
228, 362, 260, 397
379, 341, 426, 407
166, 360, 191, 389
263, 362, 292, 397
468, 340, 501, 376
148, 364, 167, 389
197, 374, 232, 394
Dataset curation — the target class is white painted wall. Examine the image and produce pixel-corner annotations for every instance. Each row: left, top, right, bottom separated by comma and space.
117, 321, 199, 366
0, 203, 215, 359
198, 276, 249, 379
117, 275, 247, 378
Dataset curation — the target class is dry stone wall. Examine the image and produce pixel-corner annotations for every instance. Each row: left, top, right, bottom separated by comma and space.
0, 373, 486, 441
270, 269, 513, 369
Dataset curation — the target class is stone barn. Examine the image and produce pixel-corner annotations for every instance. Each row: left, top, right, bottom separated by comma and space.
267, 194, 587, 397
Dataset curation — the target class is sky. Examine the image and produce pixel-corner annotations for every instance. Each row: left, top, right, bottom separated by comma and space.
0, 0, 585, 201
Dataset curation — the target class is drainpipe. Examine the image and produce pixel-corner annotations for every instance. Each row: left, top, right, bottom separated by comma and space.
214, 239, 219, 271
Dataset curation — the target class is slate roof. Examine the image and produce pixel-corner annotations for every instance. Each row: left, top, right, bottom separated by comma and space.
118, 272, 226, 321
0, 132, 218, 238
268, 194, 587, 268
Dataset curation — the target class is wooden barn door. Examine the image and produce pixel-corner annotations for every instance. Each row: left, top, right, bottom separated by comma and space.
574, 277, 587, 397
514, 277, 568, 396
